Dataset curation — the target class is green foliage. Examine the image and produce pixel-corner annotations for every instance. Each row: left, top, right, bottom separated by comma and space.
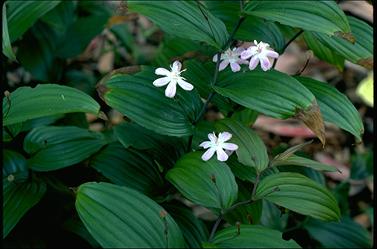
3, 1, 371, 248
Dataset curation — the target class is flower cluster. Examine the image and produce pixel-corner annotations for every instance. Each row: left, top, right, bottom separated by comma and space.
152, 41, 278, 161
217, 40, 279, 72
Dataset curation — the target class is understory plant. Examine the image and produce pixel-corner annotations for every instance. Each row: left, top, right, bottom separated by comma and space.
2, 0, 373, 248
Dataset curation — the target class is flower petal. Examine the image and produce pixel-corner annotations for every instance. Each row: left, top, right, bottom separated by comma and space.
202, 148, 216, 161
260, 56, 272, 71
208, 132, 217, 143
265, 50, 279, 58
153, 77, 170, 87
240, 48, 254, 60
216, 148, 229, 161
219, 60, 229, 71
155, 67, 170, 76
218, 131, 232, 142
199, 141, 212, 149
239, 59, 249, 65
165, 81, 177, 98
230, 62, 241, 72
249, 56, 259, 70
177, 79, 194, 91
172, 61, 182, 72
213, 54, 219, 62
234, 47, 245, 54
222, 142, 238, 151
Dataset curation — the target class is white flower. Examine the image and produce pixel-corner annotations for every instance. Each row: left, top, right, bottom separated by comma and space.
240, 40, 279, 71
213, 47, 249, 72
153, 61, 194, 98
199, 132, 238, 162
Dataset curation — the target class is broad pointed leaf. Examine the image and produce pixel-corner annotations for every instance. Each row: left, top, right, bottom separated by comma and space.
255, 172, 341, 221
166, 152, 238, 211
3, 84, 100, 126
75, 182, 185, 248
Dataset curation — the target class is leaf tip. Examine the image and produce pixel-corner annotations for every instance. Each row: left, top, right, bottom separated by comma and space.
295, 100, 326, 146
335, 31, 355, 43
357, 58, 373, 69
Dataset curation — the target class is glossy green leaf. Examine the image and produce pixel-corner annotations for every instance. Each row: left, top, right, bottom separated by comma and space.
7, 1, 61, 42
90, 142, 164, 195
303, 31, 344, 71
99, 66, 202, 137
166, 152, 238, 210
3, 122, 23, 142
311, 16, 373, 69
3, 84, 100, 126
128, 1, 229, 49
215, 119, 269, 173
244, 0, 352, 41
304, 217, 372, 248
2, 2, 16, 61
164, 202, 209, 248
211, 225, 300, 248
24, 126, 107, 171
3, 151, 45, 238
191, 121, 216, 151
75, 182, 185, 248
272, 155, 339, 172
256, 172, 341, 221
215, 70, 315, 119
296, 76, 364, 142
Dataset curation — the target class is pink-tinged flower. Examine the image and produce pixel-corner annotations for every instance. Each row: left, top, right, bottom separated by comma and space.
213, 47, 249, 72
240, 40, 279, 71
199, 132, 238, 162
153, 61, 194, 98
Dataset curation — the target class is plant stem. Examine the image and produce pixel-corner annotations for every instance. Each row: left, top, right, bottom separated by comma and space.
208, 214, 223, 242
251, 173, 260, 199
273, 29, 304, 68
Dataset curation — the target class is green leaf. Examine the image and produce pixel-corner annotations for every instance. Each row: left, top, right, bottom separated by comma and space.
90, 142, 164, 195
304, 217, 372, 248
3, 84, 100, 126
128, 1, 229, 49
62, 218, 100, 248
215, 119, 269, 173
20, 114, 64, 132
17, 22, 64, 82
7, 1, 61, 42
2, 3, 16, 61
260, 200, 288, 231
3, 122, 23, 142
3, 151, 45, 238
3, 150, 29, 187
295, 76, 364, 142
255, 172, 341, 221
303, 31, 345, 71
227, 156, 257, 183
273, 155, 339, 172
166, 152, 238, 210
244, 0, 352, 41
311, 16, 373, 69
24, 126, 107, 171
75, 182, 185, 248
164, 202, 209, 248
230, 108, 259, 127
114, 122, 185, 168
55, 14, 108, 58
211, 225, 300, 248
99, 66, 202, 137
215, 70, 315, 119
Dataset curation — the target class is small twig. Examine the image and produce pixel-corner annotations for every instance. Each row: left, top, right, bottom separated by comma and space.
273, 29, 304, 68
294, 53, 312, 76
